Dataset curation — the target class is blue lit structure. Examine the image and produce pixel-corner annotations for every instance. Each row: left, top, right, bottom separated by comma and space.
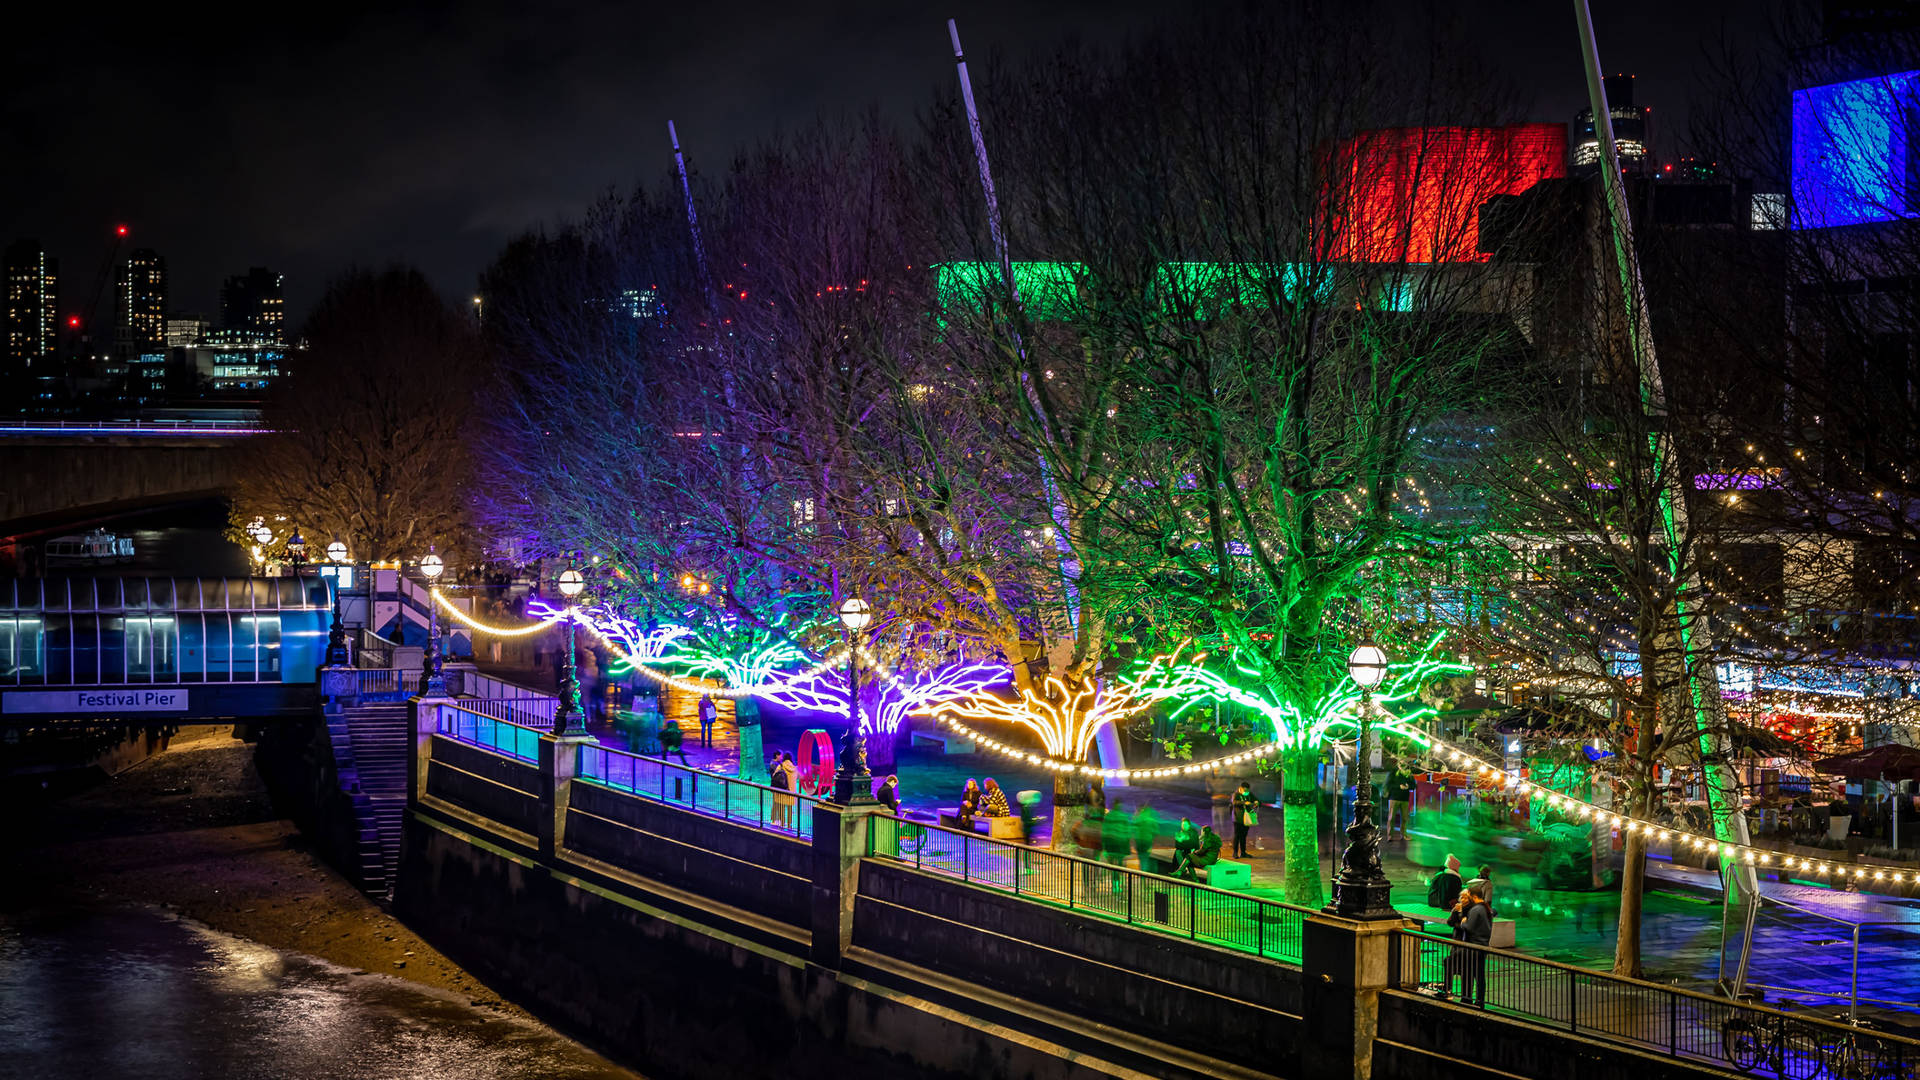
1792, 70, 1920, 228
0, 576, 333, 686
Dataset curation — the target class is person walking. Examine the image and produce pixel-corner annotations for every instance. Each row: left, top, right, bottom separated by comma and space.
1230, 781, 1260, 858
1101, 799, 1133, 892
697, 694, 717, 748
658, 715, 690, 766
1427, 853, 1464, 909
1443, 881, 1494, 1004
1130, 803, 1162, 869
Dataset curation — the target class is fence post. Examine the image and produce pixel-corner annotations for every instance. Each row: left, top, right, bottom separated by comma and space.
1668, 990, 1678, 1057
1299, 912, 1413, 1080
407, 682, 456, 807
1568, 969, 1578, 1034
537, 730, 598, 862
807, 801, 880, 971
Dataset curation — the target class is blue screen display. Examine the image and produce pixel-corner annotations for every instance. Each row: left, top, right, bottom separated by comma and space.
1792, 70, 1920, 228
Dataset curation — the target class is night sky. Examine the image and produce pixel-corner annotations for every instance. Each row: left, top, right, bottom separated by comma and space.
2, 0, 1766, 324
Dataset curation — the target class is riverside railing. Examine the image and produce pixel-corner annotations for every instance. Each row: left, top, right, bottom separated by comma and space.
459, 694, 559, 729
577, 742, 823, 840
868, 817, 1312, 965
1390, 929, 1920, 1078
438, 702, 543, 763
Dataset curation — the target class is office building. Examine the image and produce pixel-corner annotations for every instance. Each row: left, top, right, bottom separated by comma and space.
3, 239, 59, 373
220, 267, 285, 342
1572, 74, 1652, 175
115, 248, 169, 352
165, 314, 210, 347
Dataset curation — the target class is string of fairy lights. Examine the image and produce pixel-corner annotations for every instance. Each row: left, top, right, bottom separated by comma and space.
431, 591, 1913, 888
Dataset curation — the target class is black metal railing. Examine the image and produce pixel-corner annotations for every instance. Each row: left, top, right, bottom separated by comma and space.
868, 817, 1311, 964
577, 743, 822, 840
1390, 929, 1920, 1078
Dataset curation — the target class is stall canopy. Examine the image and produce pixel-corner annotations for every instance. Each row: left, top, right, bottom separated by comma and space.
1813, 744, 1920, 783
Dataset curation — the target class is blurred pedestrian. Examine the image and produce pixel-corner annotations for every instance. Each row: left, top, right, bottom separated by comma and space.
658, 716, 689, 766
1387, 763, 1415, 840
1130, 803, 1162, 867
1101, 799, 1133, 889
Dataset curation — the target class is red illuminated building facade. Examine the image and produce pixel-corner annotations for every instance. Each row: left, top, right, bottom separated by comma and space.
1324, 123, 1568, 264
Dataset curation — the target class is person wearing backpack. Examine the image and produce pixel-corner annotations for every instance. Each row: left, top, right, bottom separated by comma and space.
1427, 853, 1463, 909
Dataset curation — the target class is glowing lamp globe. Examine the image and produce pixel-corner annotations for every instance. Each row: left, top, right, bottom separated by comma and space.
1346, 640, 1389, 690
837, 597, 873, 632
420, 552, 444, 580
326, 540, 348, 563
287, 532, 307, 558
557, 569, 586, 598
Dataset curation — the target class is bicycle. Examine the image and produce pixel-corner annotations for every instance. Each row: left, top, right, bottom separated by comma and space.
1723, 1010, 1914, 1080
1722, 1012, 1825, 1080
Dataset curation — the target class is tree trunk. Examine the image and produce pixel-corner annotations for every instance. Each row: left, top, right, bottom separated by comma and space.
1614, 825, 1650, 977
1281, 747, 1326, 908
1052, 775, 1094, 852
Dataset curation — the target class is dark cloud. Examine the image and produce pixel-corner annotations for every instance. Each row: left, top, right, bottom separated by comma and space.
2, 0, 1764, 324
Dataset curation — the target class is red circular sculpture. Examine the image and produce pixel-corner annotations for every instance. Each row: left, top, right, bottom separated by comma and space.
795, 729, 836, 797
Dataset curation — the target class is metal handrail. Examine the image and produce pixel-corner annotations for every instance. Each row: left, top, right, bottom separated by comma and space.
1391, 927, 1920, 1069
438, 702, 544, 762
868, 816, 1315, 964
576, 742, 824, 839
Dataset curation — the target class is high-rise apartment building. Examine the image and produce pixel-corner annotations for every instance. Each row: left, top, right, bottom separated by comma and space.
1572, 74, 1652, 175
115, 248, 169, 352
3, 239, 59, 373
220, 267, 285, 342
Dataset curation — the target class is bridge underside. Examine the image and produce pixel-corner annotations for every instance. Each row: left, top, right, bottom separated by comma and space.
0, 438, 235, 537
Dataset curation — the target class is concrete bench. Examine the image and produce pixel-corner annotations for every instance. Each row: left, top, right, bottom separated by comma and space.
1145, 845, 1251, 888
910, 729, 976, 754
1398, 902, 1517, 948
936, 807, 1023, 840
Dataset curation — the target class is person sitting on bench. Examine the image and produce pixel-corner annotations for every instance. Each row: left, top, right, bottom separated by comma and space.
981, 777, 1010, 818
957, 779, 981, 827
1179, 824, 1223, 880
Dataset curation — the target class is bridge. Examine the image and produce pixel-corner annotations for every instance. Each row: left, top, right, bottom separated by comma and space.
0, 419, 257, 538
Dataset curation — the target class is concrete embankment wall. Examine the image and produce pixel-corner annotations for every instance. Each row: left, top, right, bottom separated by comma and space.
397, 725, 1294, 1080
386, 705, 1766, 1080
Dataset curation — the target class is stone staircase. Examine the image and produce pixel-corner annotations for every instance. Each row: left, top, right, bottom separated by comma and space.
330, 701, 412, 895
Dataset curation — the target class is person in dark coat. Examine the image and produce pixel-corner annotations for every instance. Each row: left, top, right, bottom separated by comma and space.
874, 774, 900, 813
697, 695, 717, 747
1171, 818, 1198, 876
1231, 781, 1260, 858
658, 717, 690, 765
1443, 881, 1494, 1004
1427, 853, 1464, 909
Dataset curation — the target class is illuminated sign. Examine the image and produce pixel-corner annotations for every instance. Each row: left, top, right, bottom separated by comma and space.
4, 689, 189, 713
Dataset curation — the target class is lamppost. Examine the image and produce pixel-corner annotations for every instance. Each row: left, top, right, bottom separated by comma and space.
420, 548, 446, 696
323, 539, 350, 666
833, 597, 876, 805
286, 531, 308, 575
554, 567, 586, 735
1331, 638, 1395, 918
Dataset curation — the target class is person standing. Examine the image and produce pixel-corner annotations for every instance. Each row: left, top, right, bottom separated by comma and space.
1386, 763, 1415, 840
697, 694, 717, 748
1443, 881, 1494, 1004
1230, 781, 1260, 858
769, 752, 797, 829
1466, 865, 1495, 915
1427, 853, 1464, 909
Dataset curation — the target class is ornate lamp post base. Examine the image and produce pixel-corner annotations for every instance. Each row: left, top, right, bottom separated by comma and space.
832, 728, 875, 805
1328, 682, 1398, 920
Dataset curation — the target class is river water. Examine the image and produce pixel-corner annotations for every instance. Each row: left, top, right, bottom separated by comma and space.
0, 903, 640, 1080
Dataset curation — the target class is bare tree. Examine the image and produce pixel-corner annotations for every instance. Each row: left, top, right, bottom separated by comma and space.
231, 266, 481, 566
